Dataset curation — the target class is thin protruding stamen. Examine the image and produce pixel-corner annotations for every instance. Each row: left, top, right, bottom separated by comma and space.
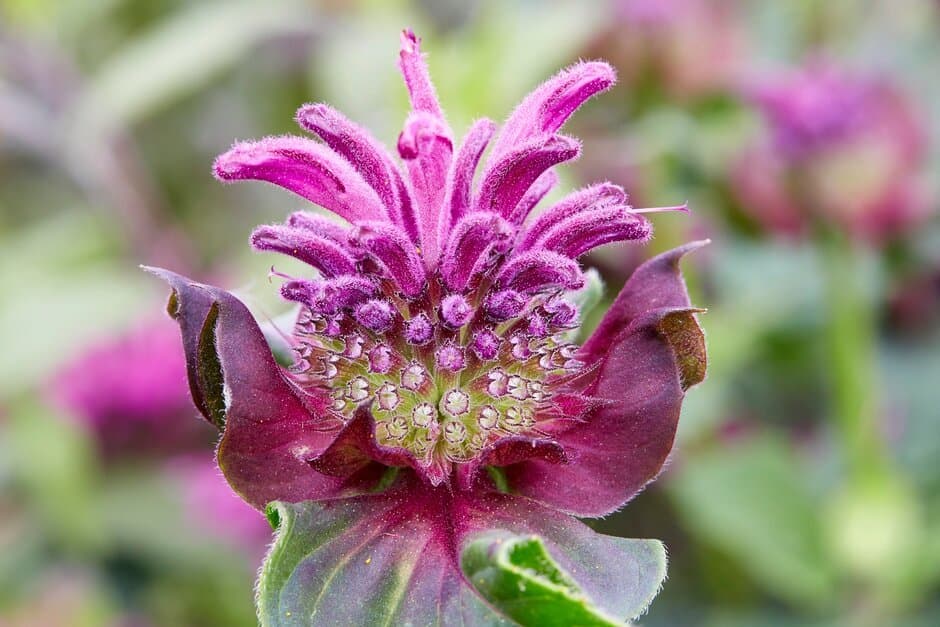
629, 202, 690, 214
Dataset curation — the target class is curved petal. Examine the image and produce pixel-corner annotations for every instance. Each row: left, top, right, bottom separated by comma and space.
510, 169, 558, 224
389, 164, 421, 244
284, 211, 352, 243
580, 240, 708, 365
279, 276, 376, 315
295, 103, 414, 233
533, 205, 652, 258
396, 28, 451, 248
490, 61, 616, 160
250, 224, 357, 277
398, 112, 454, 268
214, 136, 388, 224
349, 221, 427, 298
398, 29, 447, 120
495, 250, 584, 294
145, 268, 353, 510
476, 135, 580, 222
441, 118, 497, 238
440, 212, 514, 292
504, 307, 706, 516
517, 182, 625, 252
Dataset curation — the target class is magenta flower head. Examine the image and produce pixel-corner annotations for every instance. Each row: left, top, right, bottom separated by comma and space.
51, 318, 213, 458
148, 30, 706, 625
733, 61, 932, 243
169, 455, 273, 560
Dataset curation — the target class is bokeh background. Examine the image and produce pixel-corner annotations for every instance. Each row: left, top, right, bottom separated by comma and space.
2, 0, 939, 625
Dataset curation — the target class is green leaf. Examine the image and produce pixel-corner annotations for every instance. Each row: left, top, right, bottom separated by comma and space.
257, 494, 667, 626
258, 497, 511, 626
461, 532, 656, 626
570, 267, 605, 342
68, 0, 314, 136
668, 436, 838, 608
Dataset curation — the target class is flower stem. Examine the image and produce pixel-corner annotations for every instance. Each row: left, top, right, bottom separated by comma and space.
821, 233, 886, 482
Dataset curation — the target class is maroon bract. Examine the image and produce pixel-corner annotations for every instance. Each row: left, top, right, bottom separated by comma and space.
150, 30, 706, 622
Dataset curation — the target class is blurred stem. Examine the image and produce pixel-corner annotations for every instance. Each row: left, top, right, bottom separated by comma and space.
821, 232, 887, 483
822, 235, 930, 627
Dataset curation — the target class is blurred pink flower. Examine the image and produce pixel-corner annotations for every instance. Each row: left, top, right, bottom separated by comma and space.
51, 317, 214, 458
588, 0, 745, 101
0, 567, 142, 627
168, 456, 272, 559
733, 62, 932, 243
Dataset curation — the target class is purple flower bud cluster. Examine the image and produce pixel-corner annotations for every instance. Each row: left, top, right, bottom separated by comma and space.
281, 221, 592, 484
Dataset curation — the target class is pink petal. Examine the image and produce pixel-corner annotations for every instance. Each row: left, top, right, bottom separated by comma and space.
285, 211, 352, 243
398, 112, 454, 268
517, 182, 626, 252
214, 136, 388, 224
440, 212, 513, 292
350, 221, 427, 298
496, 250, 584, 293
280, 276, 376, 315
476, 135, 580, 223
398, 29, 446, 119
295, 103, 417, 238
250, 224, 358, 277
490, 61, 616, 159
440, 118, 497, 239
509, 169, 559, 224
532, 205, 652, 258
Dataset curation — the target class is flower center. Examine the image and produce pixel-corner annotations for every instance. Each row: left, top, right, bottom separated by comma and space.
289, 281, 583, 471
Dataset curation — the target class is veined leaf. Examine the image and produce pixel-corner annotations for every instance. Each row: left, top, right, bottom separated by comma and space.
258, 492, 667, 626
258, 496, 510, 627
461, 532, 661, 626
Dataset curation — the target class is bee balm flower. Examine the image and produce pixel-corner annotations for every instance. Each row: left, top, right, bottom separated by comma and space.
149, 30, 705, 625
587, 0, 744, 102
51, 318, 214, 458
733, 62, 931, 243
